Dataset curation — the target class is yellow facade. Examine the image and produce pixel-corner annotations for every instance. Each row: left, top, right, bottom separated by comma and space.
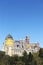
25, 43, 31, 49
5, 38, 14, 46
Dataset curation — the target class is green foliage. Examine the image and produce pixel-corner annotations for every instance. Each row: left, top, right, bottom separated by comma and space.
16, 61, 25, 65
22, 51, 27, 63
28, 52, 33, 62
0, 49, 43, 65
39, 48, 43, 58
0, 51, 5, 60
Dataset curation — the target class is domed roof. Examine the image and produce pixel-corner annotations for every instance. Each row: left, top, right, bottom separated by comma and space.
5, 34, 13, 40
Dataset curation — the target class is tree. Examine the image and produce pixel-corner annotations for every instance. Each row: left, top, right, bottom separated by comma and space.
0, 51, 5, 60
22, 51, 27, 62
16, 61, 25, 65
39, 48, 43, 58
28, 52, 33, 62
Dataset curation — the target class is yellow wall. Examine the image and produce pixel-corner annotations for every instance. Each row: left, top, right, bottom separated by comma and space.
25, 43, 31, 49
5, 38, 14, 46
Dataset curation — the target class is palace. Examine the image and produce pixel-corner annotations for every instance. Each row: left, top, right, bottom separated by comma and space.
2, 34, 40, 56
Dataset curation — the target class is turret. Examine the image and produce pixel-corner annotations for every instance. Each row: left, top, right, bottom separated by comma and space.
25, 36, 30, 44
5, 34, 14, 46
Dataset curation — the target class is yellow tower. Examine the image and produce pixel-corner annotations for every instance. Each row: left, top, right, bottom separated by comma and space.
5, 34, 14, 46
4, 34, 14, 56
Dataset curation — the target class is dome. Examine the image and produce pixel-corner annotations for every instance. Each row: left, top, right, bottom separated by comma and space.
5, 34, 14, 46
5, 34, 13, 40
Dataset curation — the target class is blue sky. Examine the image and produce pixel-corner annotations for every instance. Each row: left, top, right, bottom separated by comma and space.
0, 0, 43, 50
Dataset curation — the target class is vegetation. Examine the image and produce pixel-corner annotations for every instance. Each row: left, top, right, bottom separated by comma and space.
0, 48, 43, 65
